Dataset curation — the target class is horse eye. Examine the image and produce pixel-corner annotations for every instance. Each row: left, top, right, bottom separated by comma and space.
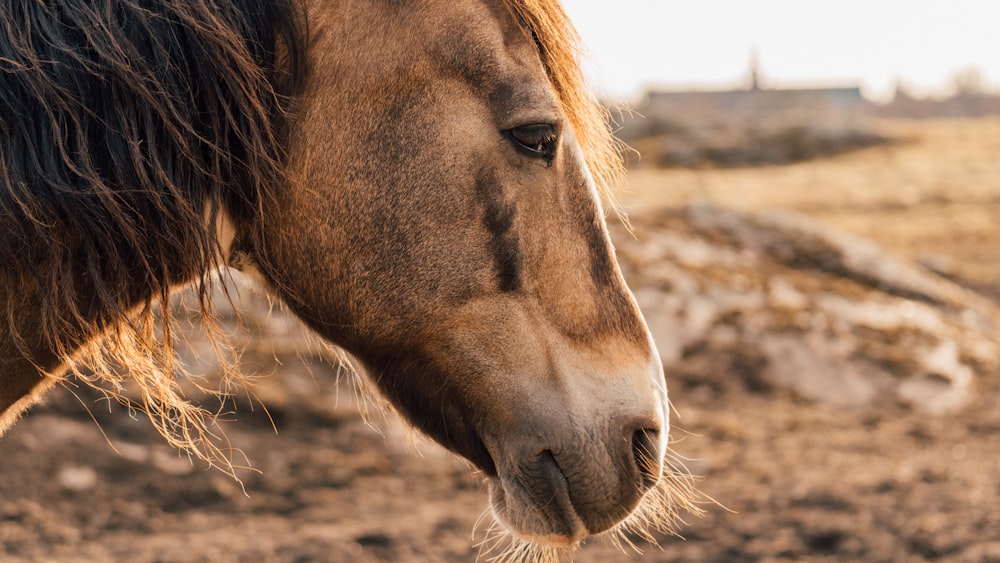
506, 124, 557, 161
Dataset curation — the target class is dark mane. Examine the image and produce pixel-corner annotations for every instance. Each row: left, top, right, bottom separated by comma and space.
0, 0, 307, 462
0, 0, 307, 356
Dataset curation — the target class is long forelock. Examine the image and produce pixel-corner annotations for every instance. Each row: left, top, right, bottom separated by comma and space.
499, 0, 626, 212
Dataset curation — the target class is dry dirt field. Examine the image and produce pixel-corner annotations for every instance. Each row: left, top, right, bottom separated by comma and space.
625, 118, 1000, 297
2, 118, 1000, 562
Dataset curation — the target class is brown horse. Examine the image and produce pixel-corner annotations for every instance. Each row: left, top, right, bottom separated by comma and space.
0, 0, 696, 556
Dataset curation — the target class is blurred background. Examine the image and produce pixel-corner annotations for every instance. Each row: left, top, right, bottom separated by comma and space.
3, 2, 1000, 562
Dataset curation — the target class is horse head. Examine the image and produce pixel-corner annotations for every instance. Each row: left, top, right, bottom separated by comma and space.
232, 0, 683, 547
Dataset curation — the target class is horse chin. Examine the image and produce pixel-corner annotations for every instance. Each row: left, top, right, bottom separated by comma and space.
486, 475, 589, 547
484, 465, 700, 559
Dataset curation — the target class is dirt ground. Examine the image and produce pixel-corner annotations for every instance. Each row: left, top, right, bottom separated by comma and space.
2, 118, 1000, 562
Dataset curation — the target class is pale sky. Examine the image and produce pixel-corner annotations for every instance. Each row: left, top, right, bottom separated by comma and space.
563, 1, 1000, 103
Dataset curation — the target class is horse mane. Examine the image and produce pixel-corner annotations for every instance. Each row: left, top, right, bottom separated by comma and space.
500, 0, 626, 209
0, 0, 306, 465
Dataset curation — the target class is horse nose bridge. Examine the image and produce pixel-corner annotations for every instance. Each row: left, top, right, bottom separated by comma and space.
545, 335, 667, 422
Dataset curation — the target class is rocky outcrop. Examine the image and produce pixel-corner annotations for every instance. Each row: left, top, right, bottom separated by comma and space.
612, 205, 999, 414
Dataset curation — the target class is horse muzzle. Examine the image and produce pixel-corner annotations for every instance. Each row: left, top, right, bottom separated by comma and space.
481, 351, 669, 544
486, 424, 664, 544
362, 302, 672, 545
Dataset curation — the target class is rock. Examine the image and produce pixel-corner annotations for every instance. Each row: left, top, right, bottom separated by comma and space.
58, 465, 98, 492
612, 204, 1000, 414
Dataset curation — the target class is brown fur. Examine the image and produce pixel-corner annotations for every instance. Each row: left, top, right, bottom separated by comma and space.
1, 0, 695, 554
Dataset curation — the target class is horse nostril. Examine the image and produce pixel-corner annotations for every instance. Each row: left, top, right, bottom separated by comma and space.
631, 427, 662, 492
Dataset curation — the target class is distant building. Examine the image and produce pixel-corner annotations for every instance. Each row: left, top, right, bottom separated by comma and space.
638, 85, 866, 116
619, 55, 870, 140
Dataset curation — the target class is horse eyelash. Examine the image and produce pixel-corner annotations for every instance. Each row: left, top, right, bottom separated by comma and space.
506, 125, 558, 161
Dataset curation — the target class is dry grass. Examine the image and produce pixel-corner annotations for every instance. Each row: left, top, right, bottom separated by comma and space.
621, 117, 1000, 292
